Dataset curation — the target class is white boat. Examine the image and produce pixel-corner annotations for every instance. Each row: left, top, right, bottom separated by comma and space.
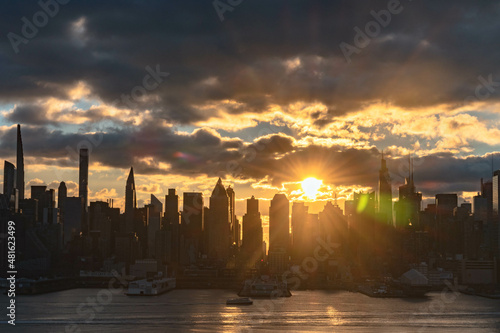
226, 297, 253, 305
126, 277, 176, 296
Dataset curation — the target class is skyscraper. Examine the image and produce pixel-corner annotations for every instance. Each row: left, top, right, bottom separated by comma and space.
394, 157, 422, 228
124, 167, 137, 233
269, 193, 290, 252
242, 196, 263, 266
268, 193, 290, 274
291, 201, 308, 261
181, 192, 204, 265
3, 161, 16, 209
226, 185, 239, 247
165, 189, 179, 227
165, 188, 180, 263
378, 151, 392, 226
206, 178, 230, 260
147, 194, 162, 258
58, 181, 67, 226
16, 124, 24, 200
319, 200, 346, 248
493, 170, 500, 216
493, 170, 500, 259
79, 148, 89, 211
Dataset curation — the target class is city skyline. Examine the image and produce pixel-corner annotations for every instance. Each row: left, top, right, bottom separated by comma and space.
3, 123, 500, 250
1, 124, 498, 222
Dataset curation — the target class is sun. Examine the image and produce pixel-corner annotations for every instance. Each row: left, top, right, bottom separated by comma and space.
301, 177, 322, 198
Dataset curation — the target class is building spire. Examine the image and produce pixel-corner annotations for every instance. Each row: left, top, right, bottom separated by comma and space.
127, 166, 135, 185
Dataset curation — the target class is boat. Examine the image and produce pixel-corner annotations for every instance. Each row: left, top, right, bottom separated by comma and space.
238, 275, 291, 298
126, 276, 176, 296
226, 297, 253, 305
3, 277, 76, 295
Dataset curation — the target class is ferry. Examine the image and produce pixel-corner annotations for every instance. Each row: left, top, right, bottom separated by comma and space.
238, 275, 291, 298
226, 297, 253, 305
126, 276, 176, 296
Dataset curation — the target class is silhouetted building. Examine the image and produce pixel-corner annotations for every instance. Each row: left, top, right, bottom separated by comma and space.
493, 170, 500, 260
493, 170, 500, 216
164, 189, 179, 227
164, 189, 180, 264
16, 124, 24, 200
181, 192, 204, 265
79, 148, 89, 211
31, 185, 56, 224
291, 201, 308, 262
147, 194, 162, 258
394, 159, 422, 228
269, 193, 290, 252
227, 186, 239, 247
206, 178, 231, 261
3, 160, 16, 211
58, 181, 67, 226
436, 194, 458, 218
269, 194, 290, 274
378, 151, 392, 226
242, 196, 263, 267
124, 167, 137, 233
63, 196, 84, 245
319, 200, 347, 249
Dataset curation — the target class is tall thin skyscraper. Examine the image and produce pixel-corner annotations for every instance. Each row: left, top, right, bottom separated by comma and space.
226, 185, 238, 246
79, 148, 89, 211
16, 124, 24, 200
378, 151, 392, 226
124, 167, 136, 233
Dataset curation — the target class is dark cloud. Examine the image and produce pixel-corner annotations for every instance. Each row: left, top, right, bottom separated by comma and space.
1, 1, 500, 126
1, 0, 499, 199
5, 104, 51, 125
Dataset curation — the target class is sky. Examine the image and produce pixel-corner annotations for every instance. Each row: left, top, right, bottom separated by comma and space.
1, 0, 500, 225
